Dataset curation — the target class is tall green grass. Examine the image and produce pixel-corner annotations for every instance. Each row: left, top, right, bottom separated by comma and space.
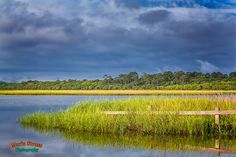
1, 90, 236, 95
20, 97, 236, 137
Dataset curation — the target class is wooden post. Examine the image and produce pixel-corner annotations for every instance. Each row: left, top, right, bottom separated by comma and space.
215, 139, 220, 149
215, 139, 220, 156
215, 107, 220, 126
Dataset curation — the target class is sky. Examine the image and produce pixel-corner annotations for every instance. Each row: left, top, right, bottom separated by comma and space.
0, 0, 236, 81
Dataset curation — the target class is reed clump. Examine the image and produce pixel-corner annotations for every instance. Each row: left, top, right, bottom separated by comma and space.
20, 98, 236, 136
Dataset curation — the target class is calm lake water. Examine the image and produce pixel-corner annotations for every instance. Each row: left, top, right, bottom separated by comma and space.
1, 95, 236, 157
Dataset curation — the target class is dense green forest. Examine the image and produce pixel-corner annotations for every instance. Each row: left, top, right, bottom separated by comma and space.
0, 71, 236, 90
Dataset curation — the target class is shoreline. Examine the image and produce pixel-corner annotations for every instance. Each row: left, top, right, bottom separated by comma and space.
0, 90, 236, 95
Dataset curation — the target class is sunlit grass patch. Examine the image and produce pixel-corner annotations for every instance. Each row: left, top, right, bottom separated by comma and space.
20, 97, 236, 137
1, 90, 236, 95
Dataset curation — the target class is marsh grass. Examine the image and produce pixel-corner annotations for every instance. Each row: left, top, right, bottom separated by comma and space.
1, 90, 236, 95
20, 97, 236, 137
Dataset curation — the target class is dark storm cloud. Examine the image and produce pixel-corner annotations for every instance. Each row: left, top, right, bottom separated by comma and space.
0, 1, 84, 50
0, 0, 235, 81
163, 19, 236, 65
138, 10, 171, 24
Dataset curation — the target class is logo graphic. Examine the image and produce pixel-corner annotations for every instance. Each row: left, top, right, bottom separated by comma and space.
9, 141, 43, 153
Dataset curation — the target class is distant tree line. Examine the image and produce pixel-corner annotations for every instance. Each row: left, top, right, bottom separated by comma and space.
0, 71, 236, 90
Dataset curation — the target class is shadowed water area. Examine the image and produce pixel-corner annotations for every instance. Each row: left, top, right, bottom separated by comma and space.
1, 95, 236, 157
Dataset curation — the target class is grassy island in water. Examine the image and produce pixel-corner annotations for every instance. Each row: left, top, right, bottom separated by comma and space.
20, 97, 236, 137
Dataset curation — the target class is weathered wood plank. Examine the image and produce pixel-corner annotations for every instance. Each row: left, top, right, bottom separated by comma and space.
103, 110, 236, 115
206, 148, 236, 155
215, 107, 220, 125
